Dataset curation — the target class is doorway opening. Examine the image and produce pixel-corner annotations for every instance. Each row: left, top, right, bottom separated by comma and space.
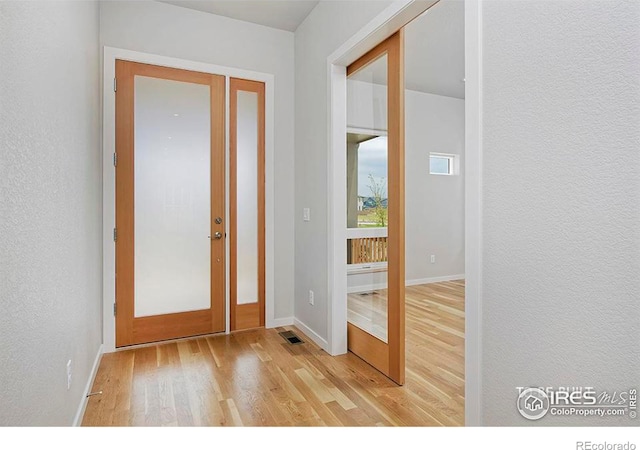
330, 0, 469, 425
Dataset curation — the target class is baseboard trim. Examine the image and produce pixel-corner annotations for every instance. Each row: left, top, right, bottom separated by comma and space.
293, 318, 329, 352
347, 282, 388, 294
405, 274, 466, 287
266, 316, 294, 328
348, 274, 465, 293
73, 344, 104, 427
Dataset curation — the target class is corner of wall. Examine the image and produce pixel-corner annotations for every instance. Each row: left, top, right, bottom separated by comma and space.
73, 344, 104, 427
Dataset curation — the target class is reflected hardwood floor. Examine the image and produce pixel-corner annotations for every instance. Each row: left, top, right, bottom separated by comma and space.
348, 289, 388, 342
82, 280, 465, 426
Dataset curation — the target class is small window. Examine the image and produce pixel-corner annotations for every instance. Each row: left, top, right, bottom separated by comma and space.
429, 153, 458, 175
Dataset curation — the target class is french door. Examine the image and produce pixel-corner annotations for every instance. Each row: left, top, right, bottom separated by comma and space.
114, 60, 226, 347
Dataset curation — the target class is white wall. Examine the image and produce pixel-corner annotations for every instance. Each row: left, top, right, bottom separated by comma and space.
100, 0, 295, 320
294, 0, 394, 344
346, 81, 465, 293
406, 90, 464, 282
480, 0, 640, 425
0, 1, 102, 425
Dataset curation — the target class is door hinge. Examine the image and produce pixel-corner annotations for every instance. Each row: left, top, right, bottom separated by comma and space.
113, 303, 117, 316
113, 227, 117, 242
113, 77, 117, 92
113, 152, 118, 167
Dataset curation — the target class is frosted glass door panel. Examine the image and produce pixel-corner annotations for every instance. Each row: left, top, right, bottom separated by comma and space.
134, 76, 211, 318
236, 90, 259, 305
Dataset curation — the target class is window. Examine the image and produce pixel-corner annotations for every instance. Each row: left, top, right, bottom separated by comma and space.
429, 153, 458, 175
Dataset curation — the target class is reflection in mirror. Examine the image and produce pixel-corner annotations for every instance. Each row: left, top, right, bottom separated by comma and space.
346, 54, 389, 343
346, 133, 388, 229
346, 132, 389, 341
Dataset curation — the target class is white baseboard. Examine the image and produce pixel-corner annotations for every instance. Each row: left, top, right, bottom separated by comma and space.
266, 316, 294, 328
405, 274, 466, 287
348, 274, 465, 293
73, 344, 104, 427
293, 318, 329, 352
347, 282, 388, 294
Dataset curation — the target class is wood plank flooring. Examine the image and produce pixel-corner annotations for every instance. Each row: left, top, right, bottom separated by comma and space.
82, 280, 464, 426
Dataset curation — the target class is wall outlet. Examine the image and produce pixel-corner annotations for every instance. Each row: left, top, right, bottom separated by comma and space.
308, 290, 314, 306
430, 255, 436, 264
66, 360, 72, 391
303, 208, 311, 222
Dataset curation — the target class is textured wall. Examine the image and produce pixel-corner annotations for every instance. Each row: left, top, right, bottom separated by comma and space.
100, 0, 295, 320
294, 0, 393, 342
0, 1, 102, 425
481, 0, 640, 425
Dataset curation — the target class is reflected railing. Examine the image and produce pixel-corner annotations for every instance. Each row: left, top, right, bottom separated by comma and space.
346, 228, 388, 266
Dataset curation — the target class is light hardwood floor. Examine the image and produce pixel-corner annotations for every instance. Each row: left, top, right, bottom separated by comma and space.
82, 280, 464, 426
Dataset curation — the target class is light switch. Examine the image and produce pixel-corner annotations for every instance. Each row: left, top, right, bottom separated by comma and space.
303, 208, 311, 222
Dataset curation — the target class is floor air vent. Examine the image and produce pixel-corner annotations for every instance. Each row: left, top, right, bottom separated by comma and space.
279, 330, 304, 345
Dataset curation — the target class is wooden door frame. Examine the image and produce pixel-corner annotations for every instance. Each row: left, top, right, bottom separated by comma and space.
102, 48, 278, 352
229, 78, 266, 331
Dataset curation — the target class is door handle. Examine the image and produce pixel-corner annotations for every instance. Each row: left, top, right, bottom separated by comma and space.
211, 232, 222, 240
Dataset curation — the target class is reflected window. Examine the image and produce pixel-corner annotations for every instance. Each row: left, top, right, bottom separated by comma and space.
346, 133, 388, 229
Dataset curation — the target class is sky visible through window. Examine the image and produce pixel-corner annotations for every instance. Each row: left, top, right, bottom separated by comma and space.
430, 155, 450, 174
358, 136, 387, 198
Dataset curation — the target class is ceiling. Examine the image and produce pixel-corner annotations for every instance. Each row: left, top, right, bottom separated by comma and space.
158, 0, 319, 32
159, 0, 464, 99
406, 0, 465, 99
351, 0, 465, 99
